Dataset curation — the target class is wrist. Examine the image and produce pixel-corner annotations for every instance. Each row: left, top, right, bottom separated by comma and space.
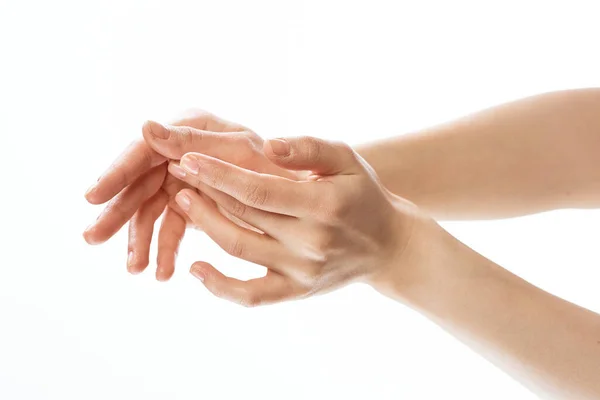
367, 206, 467, 307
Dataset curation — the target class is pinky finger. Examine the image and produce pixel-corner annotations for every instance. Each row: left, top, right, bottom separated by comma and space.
190, 262, 299, 308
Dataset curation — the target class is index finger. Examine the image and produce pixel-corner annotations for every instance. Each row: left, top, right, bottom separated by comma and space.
84, 111, 246, 205
85, 139, 165, 205
173, 153, 319, 217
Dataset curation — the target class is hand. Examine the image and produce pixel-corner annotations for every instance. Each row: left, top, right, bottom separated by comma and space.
83, 110, 296, 281
167, 136, 423, 306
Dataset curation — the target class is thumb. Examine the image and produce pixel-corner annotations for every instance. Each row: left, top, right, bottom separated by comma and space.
264, 136, 362, 176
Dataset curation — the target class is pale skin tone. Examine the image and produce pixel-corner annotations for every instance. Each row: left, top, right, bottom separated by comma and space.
84, 89, 600, 399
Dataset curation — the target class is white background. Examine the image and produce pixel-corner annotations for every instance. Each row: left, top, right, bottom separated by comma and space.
1, 1, 599, 399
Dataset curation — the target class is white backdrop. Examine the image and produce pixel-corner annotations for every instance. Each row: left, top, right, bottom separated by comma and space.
1, 1, 599, 399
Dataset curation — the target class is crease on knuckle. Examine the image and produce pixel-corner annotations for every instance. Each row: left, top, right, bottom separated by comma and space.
305, 138, 322, 163
238, 292, 261, 308
333, 140, 353, 154
243, 184, 268, 207
229, 198, 247, 218
206, 164, 226, 190
139, 146, 155, 170
312, 229, 335, 254
179, 127, 196, 148
224, 235, 246, 258
107, 198, 130, 221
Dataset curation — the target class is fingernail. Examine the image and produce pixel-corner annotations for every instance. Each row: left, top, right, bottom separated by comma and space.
190, 266, 205, 282
176, 192, 191, 211
127, 251, 135, 272
268, 139, 290, 156
169, 163, 186, 179
148, 121, 170, 139
181, 157, 200, 174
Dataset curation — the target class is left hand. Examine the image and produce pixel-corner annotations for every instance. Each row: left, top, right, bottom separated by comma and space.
83, 110, 296, 281
168, 136, 421, 306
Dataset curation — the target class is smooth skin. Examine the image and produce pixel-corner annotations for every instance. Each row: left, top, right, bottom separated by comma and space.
84, 110, 296, 280
84, 89, 600, 399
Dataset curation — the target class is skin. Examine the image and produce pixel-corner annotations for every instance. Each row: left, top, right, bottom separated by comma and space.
356, 88, 600, 219
84, 89, 600, 399
84, 110, 296, 280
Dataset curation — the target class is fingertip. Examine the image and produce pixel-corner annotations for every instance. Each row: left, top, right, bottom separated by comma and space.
168, 161, 187, 180
175, 190, 192, 212
265, 138, 290, 157
190, 261, 212, 282
143, 120, 170, 140
156, 269, 173, 282
83, 226, 104, 245
127, 251, 147, 275
156, 261, 174, 281
84, 186, 104, 205
156, 253, 175, 282
84, 184, 96, 200
128, 265, 143, 275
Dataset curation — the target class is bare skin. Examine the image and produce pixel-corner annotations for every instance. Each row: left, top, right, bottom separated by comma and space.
84, 89, 600, 399
356, 88, 600, 219
84, 111, 296, 280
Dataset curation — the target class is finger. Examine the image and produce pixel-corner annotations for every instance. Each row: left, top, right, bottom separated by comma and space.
175, 152, 316, 217
169, 109, 247, 132
127, 190, 169, 274
142, 120, 251, 162
84, 110, 244, 205
263, 137, 363, 176
190, 262, 297, 308
156, 206, 186, 282
85, 139, 166, 205
175, 189, 287, 271
83, 165, 166, 245
168, 162, 292, 235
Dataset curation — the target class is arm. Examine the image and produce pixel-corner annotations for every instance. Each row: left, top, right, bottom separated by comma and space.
356, 88, 600, 219
374, 217, 600, 400
166, 136, 600, 399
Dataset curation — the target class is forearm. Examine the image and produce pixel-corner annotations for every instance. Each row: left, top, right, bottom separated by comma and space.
372, 218, 600, 400
356, 89, 600, 219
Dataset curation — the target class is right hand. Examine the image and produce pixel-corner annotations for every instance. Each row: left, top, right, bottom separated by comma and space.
165, 136, 422, 307
83, 110, 297, 281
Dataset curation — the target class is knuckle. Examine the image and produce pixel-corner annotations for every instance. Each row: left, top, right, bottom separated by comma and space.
206, 164, 226, 190
207, 284, 225, 300
242, 184, 268, 207
295, 261, 325, 286
178, 126, 197, 147
334, 140, 353, 155
114, 171, 129, 194
312, 229, 335, 253
306, 262, 324, 279
238, 292, 261, 308
139, 147, 155, 170
228, 198, 247, 219
304, 138, 323, 163
223, 235, 246, 258
108, 198, 130, 220
230, 133, 260, 165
